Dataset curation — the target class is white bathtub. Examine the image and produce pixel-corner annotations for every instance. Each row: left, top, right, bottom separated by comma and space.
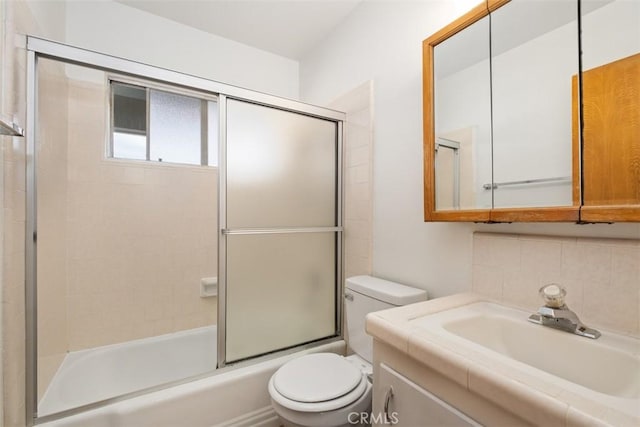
39, 340, 345, 427
39, 326, 218, 417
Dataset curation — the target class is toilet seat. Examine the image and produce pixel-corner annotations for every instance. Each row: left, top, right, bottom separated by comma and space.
268, 353, 369, 413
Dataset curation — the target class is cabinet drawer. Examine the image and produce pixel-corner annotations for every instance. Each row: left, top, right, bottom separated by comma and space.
377, 363, 482, 427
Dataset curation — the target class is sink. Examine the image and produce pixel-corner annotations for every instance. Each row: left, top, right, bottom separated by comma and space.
411, 302, 640, 400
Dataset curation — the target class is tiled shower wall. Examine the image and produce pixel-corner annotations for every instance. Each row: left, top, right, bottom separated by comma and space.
331, 81, 373, 280
62, 76, 218, 350
35, 59, 69, 400
3, 0, 39, 423
34, 65, 218, 397
329, 81, 373, 347
472, 232, 640, 336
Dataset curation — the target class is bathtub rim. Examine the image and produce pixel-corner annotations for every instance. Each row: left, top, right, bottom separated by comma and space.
34, 336, 344, 425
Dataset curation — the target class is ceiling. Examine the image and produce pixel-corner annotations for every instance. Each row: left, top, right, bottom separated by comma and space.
114, 0, 363, 60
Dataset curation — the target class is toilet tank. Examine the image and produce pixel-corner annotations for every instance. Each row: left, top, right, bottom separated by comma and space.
345, 275, 427, 363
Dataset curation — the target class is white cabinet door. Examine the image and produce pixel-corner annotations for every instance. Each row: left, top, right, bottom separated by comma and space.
376, 363, 482, 427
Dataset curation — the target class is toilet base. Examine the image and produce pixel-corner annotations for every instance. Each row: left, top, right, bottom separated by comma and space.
275, 405, 371, 427
271, 381, 372, 427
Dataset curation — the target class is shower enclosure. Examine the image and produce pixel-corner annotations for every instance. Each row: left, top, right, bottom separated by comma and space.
26, 37, 344, 424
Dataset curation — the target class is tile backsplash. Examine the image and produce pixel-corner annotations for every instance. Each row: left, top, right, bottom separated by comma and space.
472, 232, 640, 337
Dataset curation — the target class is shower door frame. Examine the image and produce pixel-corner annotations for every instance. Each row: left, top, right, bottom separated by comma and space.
25, 36, 345, 425
218, 97, 344, 367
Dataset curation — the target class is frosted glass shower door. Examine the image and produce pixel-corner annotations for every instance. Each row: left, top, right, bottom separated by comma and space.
223, 99, 340, 363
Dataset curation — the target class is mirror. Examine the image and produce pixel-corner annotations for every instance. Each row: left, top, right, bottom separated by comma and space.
423, 2, 492, 221
490, 0, 578, 209
424, 0, 638, 222
433, 15, 491, 212
579, 0, 640, 221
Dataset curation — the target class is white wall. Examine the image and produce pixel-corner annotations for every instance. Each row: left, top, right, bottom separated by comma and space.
299, 0, 640, 298
24, 0, 66, 41
64, 0, 299, 99
300, 1, 478, 298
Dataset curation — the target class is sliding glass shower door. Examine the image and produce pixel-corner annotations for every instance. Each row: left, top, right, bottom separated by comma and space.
222, 98, 341, 363
26, 37, 345, 423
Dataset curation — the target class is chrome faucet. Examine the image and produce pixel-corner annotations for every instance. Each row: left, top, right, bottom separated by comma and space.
527, 284, 601, 339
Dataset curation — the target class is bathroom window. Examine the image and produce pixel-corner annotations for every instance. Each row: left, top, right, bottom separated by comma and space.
110, 80, 218, 166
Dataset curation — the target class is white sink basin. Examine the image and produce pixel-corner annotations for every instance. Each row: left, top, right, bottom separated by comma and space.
411, 302, 640, 401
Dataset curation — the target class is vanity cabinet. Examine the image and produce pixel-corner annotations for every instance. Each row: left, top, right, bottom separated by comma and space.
423, 0, 640, 223
372, 340, 533, 427
377, 363, 480, 427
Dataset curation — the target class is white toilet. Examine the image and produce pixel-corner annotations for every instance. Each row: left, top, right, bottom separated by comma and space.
268, 275, 428, 427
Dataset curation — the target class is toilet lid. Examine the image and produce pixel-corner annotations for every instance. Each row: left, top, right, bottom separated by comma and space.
273, 353, 362, 403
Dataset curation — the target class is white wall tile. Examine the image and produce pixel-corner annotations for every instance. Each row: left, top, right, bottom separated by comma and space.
489, 234, 521, 271
520, 238, 562, 277
34, 74, 220, 356
502, 269, 538, 310
472, 235, 493, 267
472, 232, 640, 336
331, 81, 374, 283
576, 241, 612, 284
348, 145, 370, 167
472, 265, 503, 301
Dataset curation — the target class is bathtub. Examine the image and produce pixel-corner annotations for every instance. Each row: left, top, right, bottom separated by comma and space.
38, 338, 345, 426
39, 325, 218, 417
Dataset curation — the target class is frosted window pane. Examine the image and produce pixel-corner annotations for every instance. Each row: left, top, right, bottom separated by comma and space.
227, 99, 337, 228
149, 90, 201, 165
226, 233, 336, 362
113, 132, 146, 160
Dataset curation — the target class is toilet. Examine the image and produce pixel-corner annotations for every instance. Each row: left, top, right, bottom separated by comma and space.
268, 275, 428, 427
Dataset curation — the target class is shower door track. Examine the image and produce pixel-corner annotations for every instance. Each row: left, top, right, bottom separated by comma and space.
25, 36, 345, 426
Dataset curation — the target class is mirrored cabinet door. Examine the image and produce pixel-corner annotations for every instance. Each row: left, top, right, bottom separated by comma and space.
490, 0, 578, 210
579, 0, 640, 221
433, 15, 492, 212
424, 2, 492, 222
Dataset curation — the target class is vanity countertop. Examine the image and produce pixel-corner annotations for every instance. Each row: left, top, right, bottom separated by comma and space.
366, 293, 640, 427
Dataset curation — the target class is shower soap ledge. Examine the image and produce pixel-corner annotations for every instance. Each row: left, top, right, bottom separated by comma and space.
200, 277, 218, 297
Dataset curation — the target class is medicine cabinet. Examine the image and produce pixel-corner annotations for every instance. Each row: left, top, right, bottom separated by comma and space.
423, 0, 640, 222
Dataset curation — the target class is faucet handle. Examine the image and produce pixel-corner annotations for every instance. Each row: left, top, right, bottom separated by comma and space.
539, 283, 566, 308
